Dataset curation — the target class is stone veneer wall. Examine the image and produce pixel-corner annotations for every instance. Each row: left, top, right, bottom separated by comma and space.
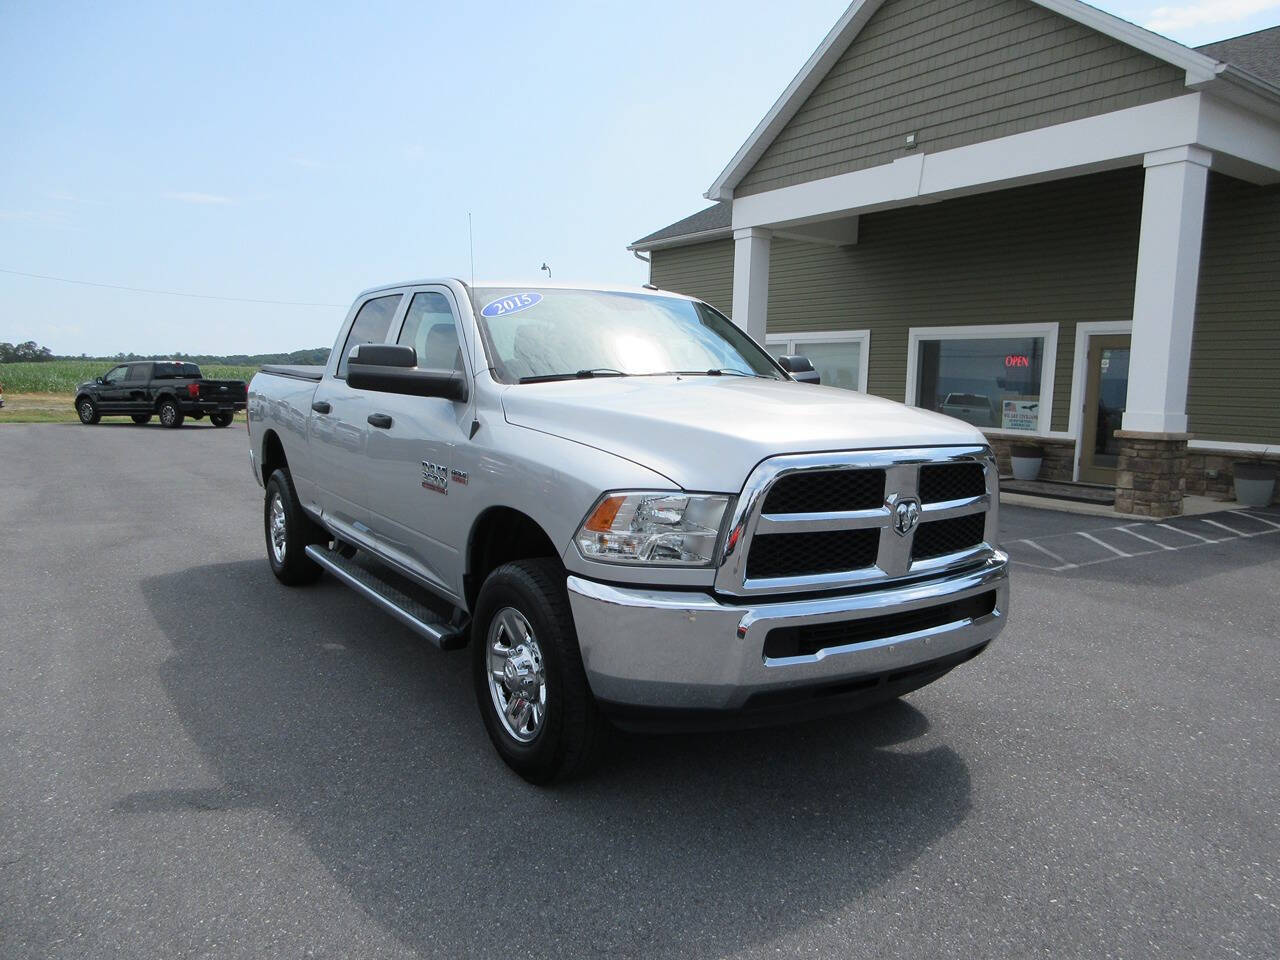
1186, 449, 1280, 505
986, 437, 1075, 482
1114, 431, 1188, 517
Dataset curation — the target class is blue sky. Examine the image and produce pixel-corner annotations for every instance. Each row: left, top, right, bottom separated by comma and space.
2, 0, 1277, 356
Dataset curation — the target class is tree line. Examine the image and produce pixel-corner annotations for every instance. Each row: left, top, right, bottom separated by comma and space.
0, 341, 330, 366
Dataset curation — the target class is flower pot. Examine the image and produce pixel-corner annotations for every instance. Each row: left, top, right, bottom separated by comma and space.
1009, 443, 1043, 481
1232, 461, 1277, 508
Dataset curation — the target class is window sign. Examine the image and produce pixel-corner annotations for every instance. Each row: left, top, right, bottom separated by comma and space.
915, 335, 1046, 432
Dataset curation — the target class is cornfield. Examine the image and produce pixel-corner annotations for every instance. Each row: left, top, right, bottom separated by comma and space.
0, 360, 260, 393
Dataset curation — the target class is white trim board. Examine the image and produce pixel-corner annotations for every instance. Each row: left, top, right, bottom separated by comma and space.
1068, 321, 1133, 481
766, 329, 871, 392
706, 0, 1280, 200
904, 323, 1059, 437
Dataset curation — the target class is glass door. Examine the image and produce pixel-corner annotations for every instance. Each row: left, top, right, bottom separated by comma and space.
1079, 334, 1131, 485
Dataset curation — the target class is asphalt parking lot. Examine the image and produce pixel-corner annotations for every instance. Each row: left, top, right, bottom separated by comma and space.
2, 423, 1277, 959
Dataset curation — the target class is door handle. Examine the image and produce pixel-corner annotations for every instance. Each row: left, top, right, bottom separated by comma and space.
311, 400, 331, 414
367, 413, 393, 429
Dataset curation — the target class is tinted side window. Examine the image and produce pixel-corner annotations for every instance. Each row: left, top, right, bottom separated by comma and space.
397, 292, 462, 371
103, 366, 128, 384
338, 294, 402, 378
126, 363, 152, 381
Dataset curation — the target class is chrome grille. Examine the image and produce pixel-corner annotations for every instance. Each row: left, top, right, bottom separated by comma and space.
716, 445, 997, 597
762, 469, 885, 514
746, 529, 879, 579
918, 463, 986, 504
911, 513, 987, 561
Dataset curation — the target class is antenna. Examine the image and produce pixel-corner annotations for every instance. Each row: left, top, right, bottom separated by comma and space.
540, 262, 551, 280
468, 212, 476, 288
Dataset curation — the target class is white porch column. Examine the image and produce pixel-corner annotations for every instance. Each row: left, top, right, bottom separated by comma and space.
732, 227, 772, 345
1122, 146, 1212, 434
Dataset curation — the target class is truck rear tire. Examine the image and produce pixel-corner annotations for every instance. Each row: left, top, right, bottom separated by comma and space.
264, 469, 324, 586
131, 414, 152, 425
472, 558, 606, 784
209, 412, 234, 428
77, 398, 100, 424
158, 399, 184, 428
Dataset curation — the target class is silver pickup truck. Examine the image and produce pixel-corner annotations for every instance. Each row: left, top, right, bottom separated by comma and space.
247, 280, 1009, 782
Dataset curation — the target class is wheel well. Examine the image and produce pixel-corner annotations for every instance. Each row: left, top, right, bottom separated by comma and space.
260, 430, 288, 484
74, 393, 91, 407
154, 393, 177, 411
466, 507, 560, 610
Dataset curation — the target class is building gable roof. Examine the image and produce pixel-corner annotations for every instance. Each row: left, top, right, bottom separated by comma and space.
704, 0, 1280, 201
629, 202, 732, 249
1197, 25, 1280, 84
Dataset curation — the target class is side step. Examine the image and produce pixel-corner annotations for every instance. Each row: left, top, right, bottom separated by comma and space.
304, 544, 468, 650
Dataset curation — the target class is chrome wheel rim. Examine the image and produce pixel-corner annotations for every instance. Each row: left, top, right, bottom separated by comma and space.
79, 402, 93, 422
486, 607, 546, 743
161, 405, 175, 425
268, 493, 287, 564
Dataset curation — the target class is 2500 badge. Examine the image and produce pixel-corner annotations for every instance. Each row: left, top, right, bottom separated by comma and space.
421, 460, 448, 494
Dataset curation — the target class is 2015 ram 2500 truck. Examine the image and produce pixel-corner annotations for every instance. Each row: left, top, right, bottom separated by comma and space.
247, 280, 1009, 782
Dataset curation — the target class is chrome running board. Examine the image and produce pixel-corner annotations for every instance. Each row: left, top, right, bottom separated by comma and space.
304, 544, 468, 650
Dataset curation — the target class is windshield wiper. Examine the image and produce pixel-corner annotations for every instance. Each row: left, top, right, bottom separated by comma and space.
519, 368, 629, 384
667, 368, 764, 378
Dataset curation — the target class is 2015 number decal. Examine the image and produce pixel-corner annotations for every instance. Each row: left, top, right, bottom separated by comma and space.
481, 292, 542, 318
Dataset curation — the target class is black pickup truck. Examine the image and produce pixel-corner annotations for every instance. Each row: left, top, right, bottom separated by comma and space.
74, 361, 248, 428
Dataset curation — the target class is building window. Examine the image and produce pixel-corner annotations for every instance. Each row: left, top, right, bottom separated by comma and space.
907, 324, 1058, 435
766, 331, 869, 391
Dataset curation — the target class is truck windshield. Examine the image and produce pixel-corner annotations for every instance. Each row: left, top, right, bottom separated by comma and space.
467, 287, 784, 384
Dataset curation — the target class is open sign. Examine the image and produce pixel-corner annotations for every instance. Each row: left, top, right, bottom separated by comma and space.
1005, 354, 1031, 368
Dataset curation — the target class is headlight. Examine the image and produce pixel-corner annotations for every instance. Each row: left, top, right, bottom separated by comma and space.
575, 492, 731, 566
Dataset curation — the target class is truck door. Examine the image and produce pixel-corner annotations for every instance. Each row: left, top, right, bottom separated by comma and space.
309, 292, 404, 540
97, 365, 131, 410
363, 287, 475, 601
123, 362, 152, 411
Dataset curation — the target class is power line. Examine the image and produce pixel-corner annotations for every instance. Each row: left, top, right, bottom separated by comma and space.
0, 267, 346, 307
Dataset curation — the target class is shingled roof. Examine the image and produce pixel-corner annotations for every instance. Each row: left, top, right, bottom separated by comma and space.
629, 202, 731, 249
1197, 25, 1280, 84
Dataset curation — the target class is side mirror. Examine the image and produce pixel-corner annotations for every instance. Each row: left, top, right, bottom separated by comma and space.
346, 343, 468, 402
778, 354, 820, 385
95, 377, 104, 384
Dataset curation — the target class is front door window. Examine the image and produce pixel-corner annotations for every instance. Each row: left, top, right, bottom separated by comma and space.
1080, 335, 1131, 484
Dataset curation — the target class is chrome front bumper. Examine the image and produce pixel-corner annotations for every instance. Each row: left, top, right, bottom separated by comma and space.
567, 552, 1009, 712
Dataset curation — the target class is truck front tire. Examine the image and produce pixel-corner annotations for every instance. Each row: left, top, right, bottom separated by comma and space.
158, 399, 184, 428
472, 558, 606, 784
77, 398, 100, 424
264, 469, 324, 586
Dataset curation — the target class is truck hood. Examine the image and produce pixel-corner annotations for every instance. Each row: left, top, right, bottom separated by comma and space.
501, 377, 988, 492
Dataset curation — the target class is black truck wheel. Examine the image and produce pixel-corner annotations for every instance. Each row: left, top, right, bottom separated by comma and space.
472, 558, 606, 784
77, 398, 100, 425
209, 412, 234, 428
264, 469, 324, 586
131, 414, 152, 425
158, 399, 184, 428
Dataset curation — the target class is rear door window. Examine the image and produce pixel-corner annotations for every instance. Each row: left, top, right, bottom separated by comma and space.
337, 294, 403, 378
126, 363, 153, 381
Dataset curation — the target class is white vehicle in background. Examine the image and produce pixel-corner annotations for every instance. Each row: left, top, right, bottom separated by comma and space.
246, 280, 1010, 783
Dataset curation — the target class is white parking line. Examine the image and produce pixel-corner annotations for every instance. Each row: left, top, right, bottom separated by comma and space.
1016, 538, 1076, 569
1009, 510, 1280, 574
1076, 531, 1132, 558
1237, 510, 1280, 530
1200, 517, 1251, 537
1161, 524, 1218, 543
1114, 525, 1177, 551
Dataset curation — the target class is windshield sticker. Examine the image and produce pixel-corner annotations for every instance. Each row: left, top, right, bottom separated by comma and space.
481, 292, 542, 318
